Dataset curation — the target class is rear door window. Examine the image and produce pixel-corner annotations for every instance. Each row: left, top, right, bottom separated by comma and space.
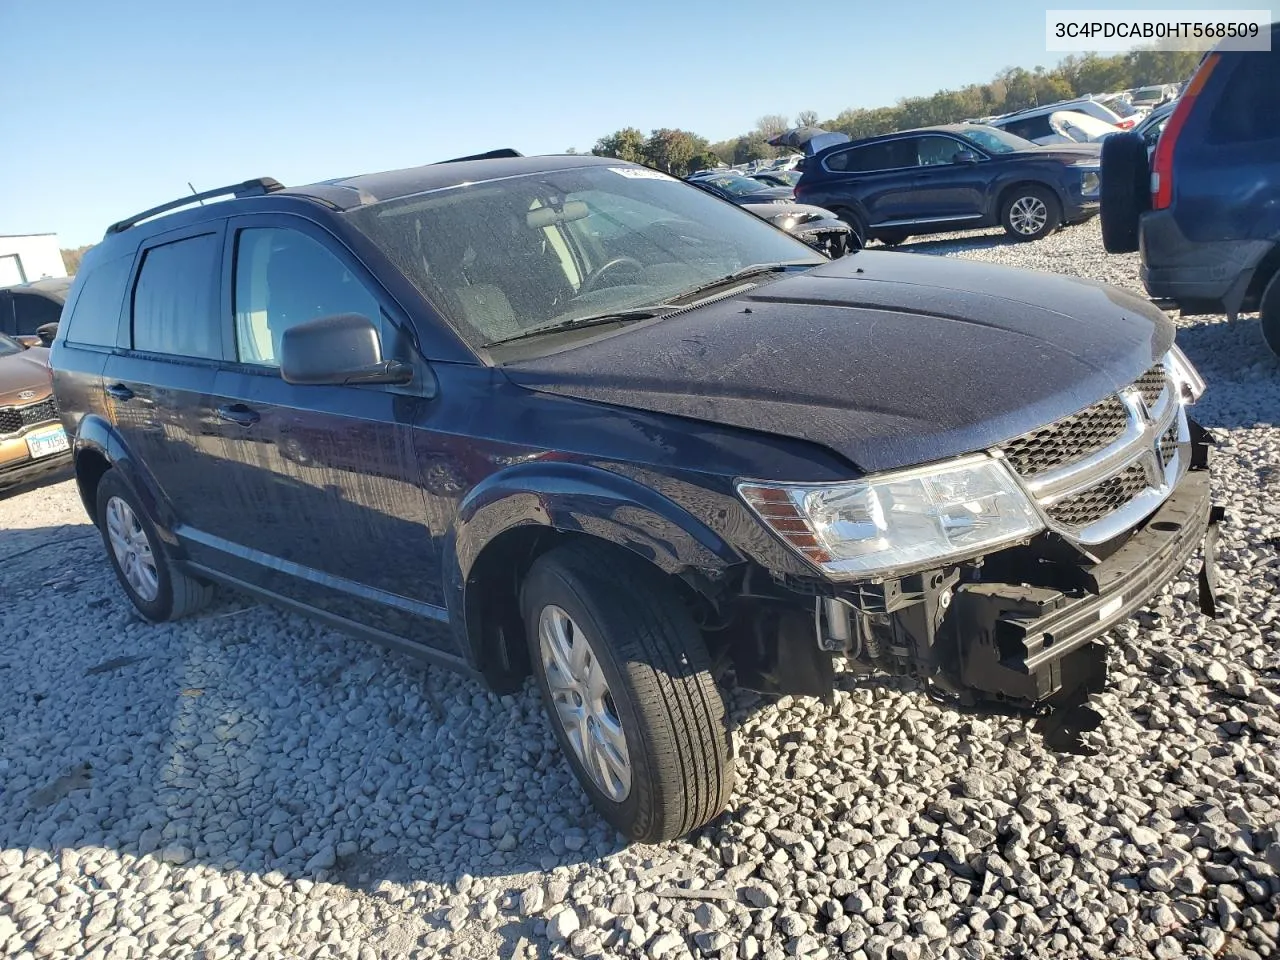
1001, 115, 1053, 141
63, 256, 133, 347
1208, 51, 1280, 143
131, 233, 223, 359
825, 140, 915, 173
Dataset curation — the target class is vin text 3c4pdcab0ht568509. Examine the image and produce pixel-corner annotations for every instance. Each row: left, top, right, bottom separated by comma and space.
51, 151, 1222, 841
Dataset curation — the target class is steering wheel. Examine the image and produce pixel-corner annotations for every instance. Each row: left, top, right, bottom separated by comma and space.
579, 256, 644, 295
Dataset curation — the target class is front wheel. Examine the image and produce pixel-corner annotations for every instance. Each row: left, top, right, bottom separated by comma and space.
96, 470, 213, 622
522, 544, 734, 842
1001, 185, 1060, 242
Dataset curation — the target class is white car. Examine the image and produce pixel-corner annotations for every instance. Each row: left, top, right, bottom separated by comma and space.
988, 109, 1120, 146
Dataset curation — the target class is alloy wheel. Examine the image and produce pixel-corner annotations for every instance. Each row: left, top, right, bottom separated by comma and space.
1009, 196, 1049, 235
538, 604, 633, 801
105, 496, 159, 602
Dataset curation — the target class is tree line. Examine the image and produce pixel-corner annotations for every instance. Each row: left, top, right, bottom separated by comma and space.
586, 47, 1203, 177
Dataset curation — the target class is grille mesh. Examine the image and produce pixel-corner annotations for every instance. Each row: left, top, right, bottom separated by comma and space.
0, 397, 58, 436
1046, 461, 1151, 528
1133, 363, 1167, 407
1159, 423, 1179, 468
999, 395, 1129, 478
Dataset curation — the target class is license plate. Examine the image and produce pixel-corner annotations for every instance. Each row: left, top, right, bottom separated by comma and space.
26, 425, 69, 459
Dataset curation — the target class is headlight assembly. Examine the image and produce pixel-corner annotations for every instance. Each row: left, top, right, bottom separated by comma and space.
738, 455, 1043, 580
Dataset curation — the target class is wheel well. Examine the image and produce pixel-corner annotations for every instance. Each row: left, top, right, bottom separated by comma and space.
75, 449, 111, 525
464, 528, 712, 692
1243, 243, 1280, 311
997, 181, 1062, 221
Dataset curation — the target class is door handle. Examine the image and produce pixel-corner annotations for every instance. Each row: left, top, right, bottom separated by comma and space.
216, 403, 260, 427
105, 383, 135, 402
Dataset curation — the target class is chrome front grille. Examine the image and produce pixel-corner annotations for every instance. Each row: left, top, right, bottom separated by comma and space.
996, 358, 1187, 544
0, 396, 58, 437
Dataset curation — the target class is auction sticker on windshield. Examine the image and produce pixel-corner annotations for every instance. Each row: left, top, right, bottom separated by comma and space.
608, 167, 674, 180
26, 425, 69, 459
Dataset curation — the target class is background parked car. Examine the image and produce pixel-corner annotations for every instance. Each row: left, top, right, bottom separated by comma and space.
990, 109, 1120, 145
750, 170, 801, 187
0, 332, 70, 490
686, 176, 853, 256
1101, 25, 1280, 352
687, 172, 793, 202
0, 278, 70, 347
1128, 83, 1180, 108
1133, 100, 1177, 157
794, 123, 1101, 244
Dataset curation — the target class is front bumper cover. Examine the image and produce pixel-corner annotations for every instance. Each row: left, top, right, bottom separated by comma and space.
952, 465, 1218, 704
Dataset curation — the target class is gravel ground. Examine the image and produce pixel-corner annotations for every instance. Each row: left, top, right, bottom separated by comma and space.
2, 219, 1279, 960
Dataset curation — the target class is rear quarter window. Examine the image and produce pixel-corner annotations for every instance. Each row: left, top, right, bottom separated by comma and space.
62, 255, 133, 347
1207, 51, 1280, 144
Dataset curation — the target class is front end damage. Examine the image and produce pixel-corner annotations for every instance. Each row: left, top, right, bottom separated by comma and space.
715, 390, 1223, 746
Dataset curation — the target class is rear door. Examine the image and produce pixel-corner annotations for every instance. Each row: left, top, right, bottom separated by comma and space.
199, 214, 452, 649
101, 224, 230, 555
821, 139, 917, 224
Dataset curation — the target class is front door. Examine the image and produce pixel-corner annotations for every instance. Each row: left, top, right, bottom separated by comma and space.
199, 216, 453, 651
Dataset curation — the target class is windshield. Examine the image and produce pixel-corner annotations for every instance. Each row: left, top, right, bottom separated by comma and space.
347, 164, 822, 352
958, 125, 1036, 154
697, 174, 771, 196
0, 334, 24, 357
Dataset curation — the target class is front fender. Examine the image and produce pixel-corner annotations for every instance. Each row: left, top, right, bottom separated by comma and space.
443, 460, 744, 661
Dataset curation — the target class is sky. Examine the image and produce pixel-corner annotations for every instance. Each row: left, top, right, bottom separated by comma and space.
1, 0, 1214, 246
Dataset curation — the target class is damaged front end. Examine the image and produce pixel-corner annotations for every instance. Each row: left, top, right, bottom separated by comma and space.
718, 353, 1224, 744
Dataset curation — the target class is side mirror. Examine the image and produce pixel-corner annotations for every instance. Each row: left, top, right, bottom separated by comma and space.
280, 313, 413, 386
36, 322, 59, 347
953, 150, 979, 164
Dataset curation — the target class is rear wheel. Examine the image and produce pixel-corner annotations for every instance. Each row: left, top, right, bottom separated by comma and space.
96, 471, 213, 622
1100, 132, 1150, 254
1261, 270, 1280, 358
1001, 185, 1060, 242
522, 543, 734, 842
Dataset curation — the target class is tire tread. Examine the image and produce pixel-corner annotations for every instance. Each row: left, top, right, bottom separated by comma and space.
527, 543, 733, 841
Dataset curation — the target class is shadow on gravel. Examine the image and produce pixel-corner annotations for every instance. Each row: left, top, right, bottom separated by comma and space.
0, 462, 74, 500
1172, 314, 1280, 431
887, 229, 1011, 256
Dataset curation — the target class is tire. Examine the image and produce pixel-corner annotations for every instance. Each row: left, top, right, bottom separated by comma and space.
521, 543, 734, 842
1100, 132, 1150, 254
1261, 270, 1280, 358
96, 470, 213, 622
877, 232, 911, 247
832, 208, 866, 251
1001, 185, 1060, 242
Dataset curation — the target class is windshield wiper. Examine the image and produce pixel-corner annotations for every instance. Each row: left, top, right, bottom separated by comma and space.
485, 308, 668, 346
663, 261, 813, 305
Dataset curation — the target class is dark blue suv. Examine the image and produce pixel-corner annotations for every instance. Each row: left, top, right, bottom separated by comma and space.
795, 124, 1101, 245
50, 153, 1218, 841
1101, 24, 1280, 354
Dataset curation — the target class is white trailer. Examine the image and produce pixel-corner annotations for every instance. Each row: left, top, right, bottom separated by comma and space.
0, 234, 67, 286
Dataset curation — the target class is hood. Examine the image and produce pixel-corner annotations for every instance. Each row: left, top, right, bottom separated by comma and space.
503, 252, 1173, 474
0, 348, 53, 406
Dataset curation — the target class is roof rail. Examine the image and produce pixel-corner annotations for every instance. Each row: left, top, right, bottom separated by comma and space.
106, 177, 285, 235
437, 148, 523, 164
